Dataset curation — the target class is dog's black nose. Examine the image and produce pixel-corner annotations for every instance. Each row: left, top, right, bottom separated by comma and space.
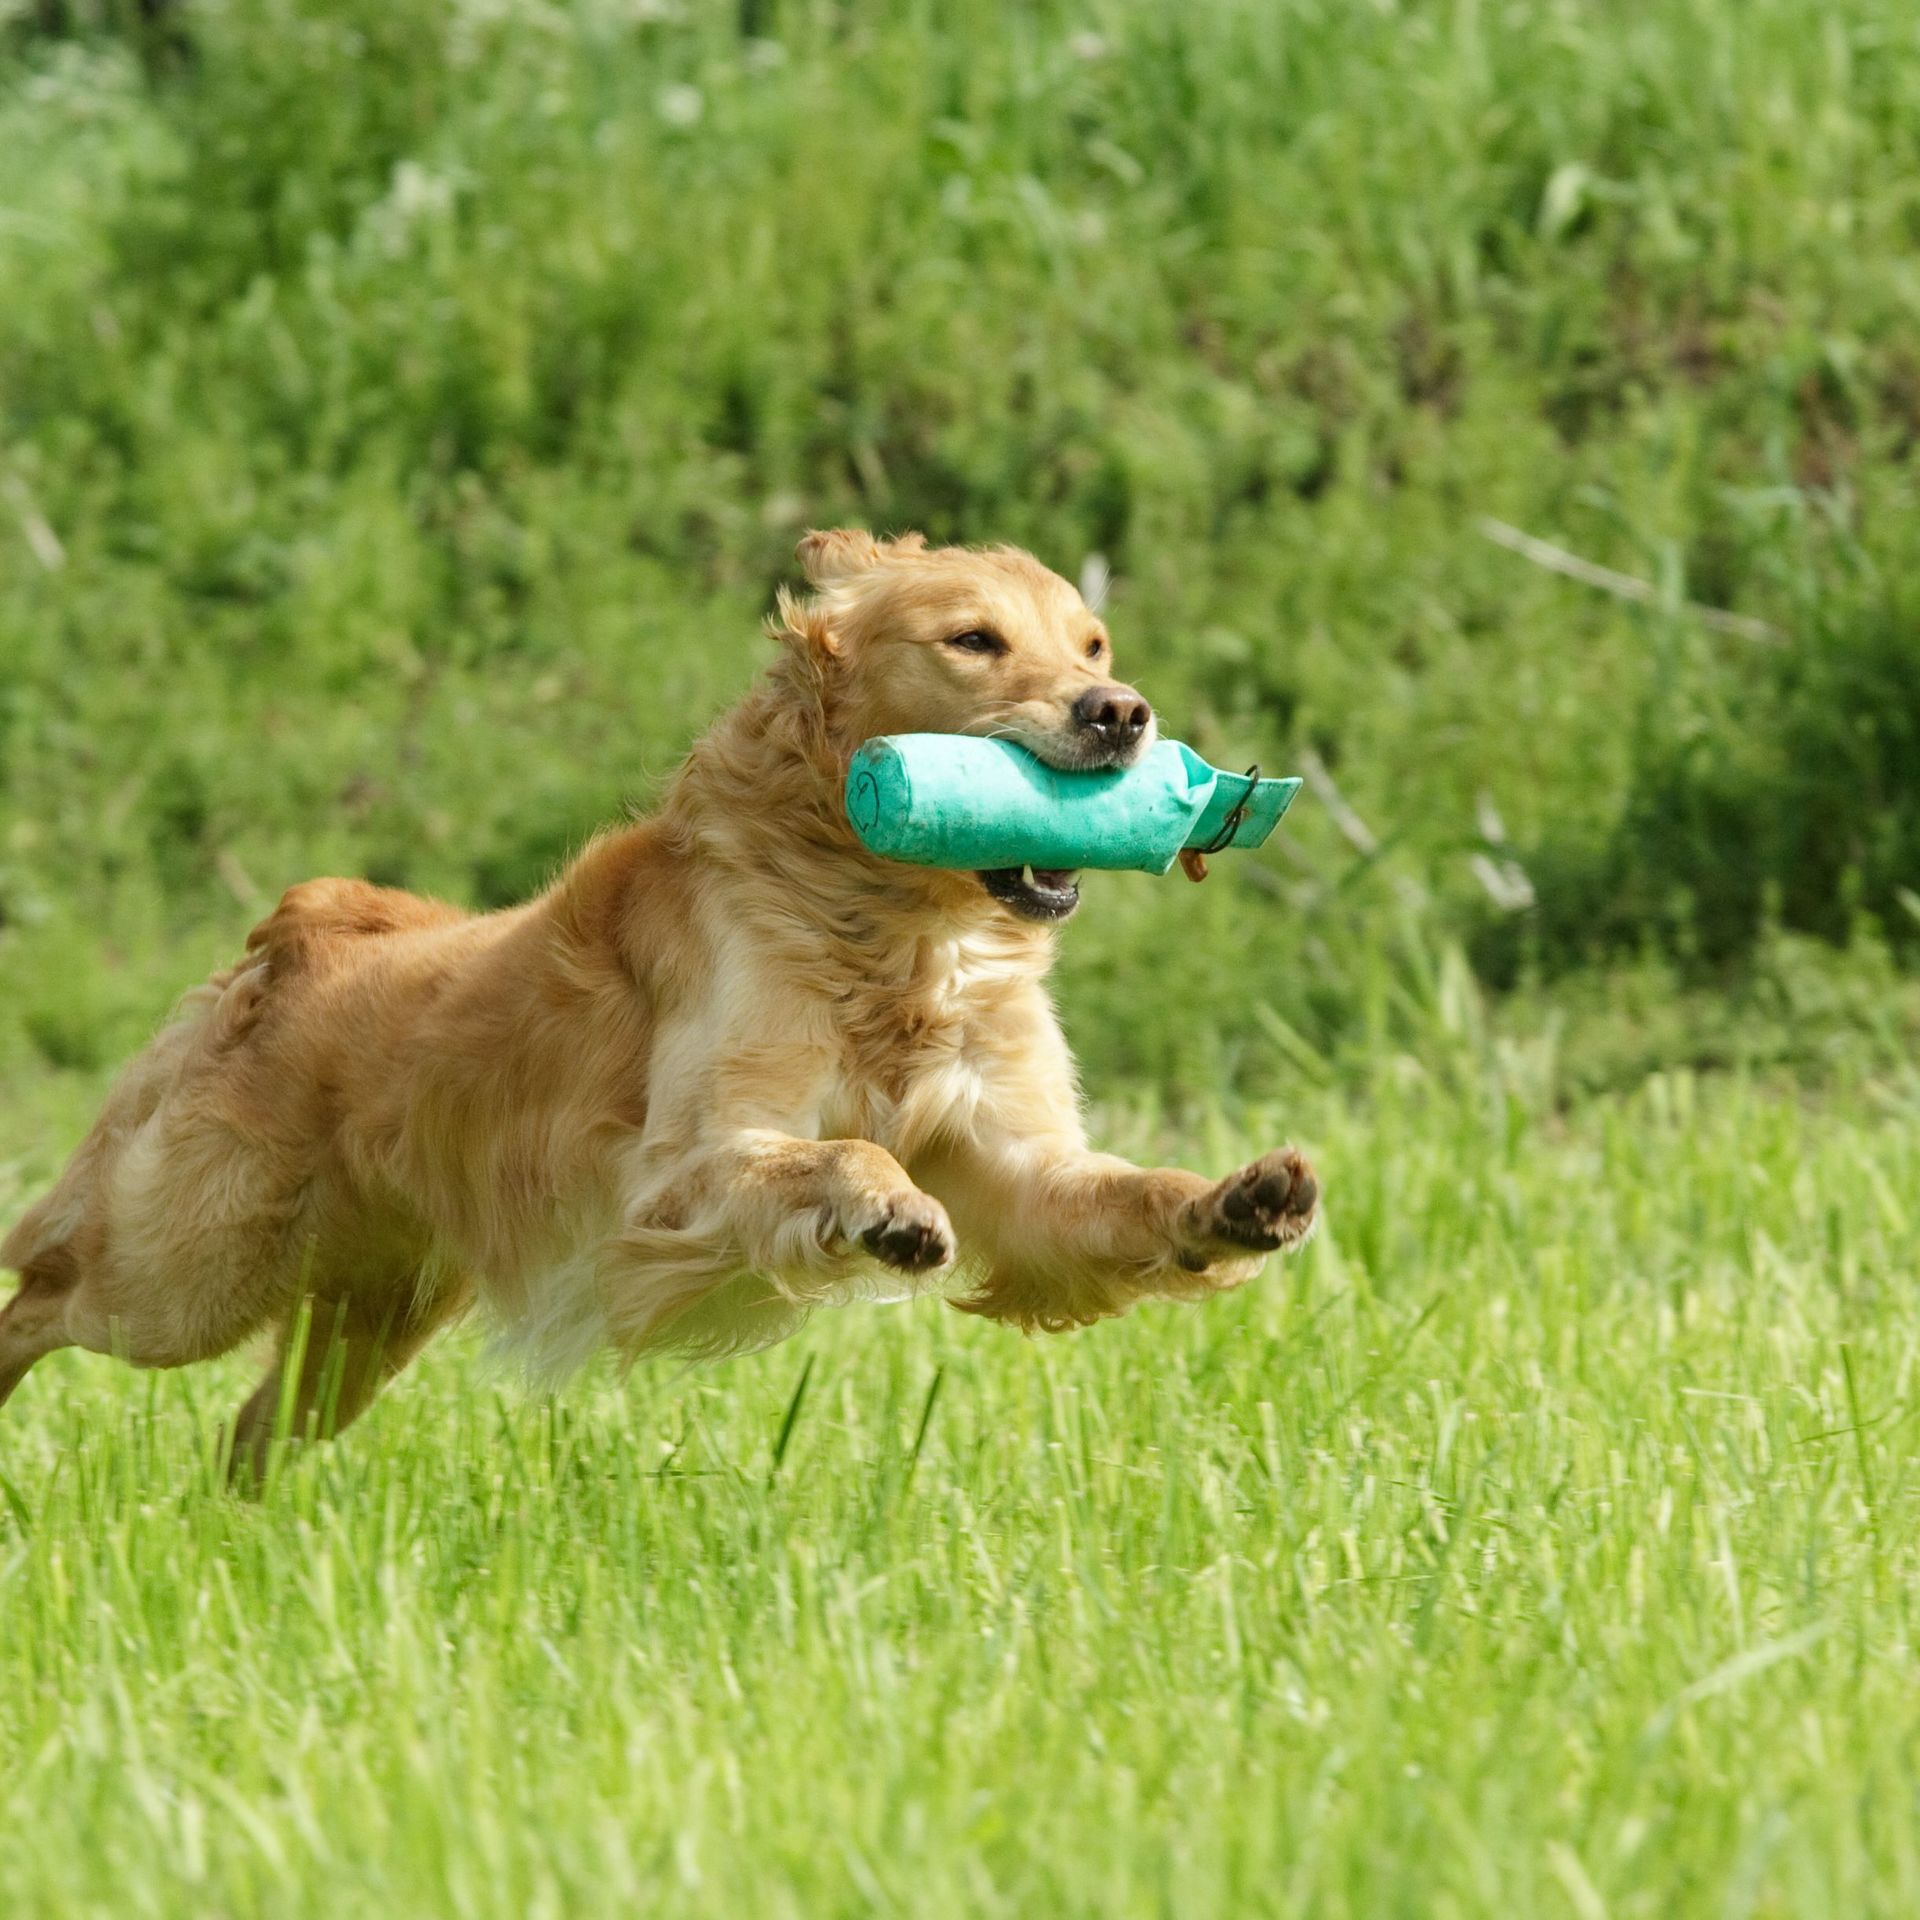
1071, 684, 1153, 750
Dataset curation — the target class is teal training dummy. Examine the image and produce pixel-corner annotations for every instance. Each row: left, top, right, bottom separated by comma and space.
845, 735, 1301, 879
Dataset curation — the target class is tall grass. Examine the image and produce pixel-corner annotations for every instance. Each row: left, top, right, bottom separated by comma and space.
6, 1054, 1920, 1914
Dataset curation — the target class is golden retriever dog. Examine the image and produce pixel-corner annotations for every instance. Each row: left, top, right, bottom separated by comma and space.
0, 530, 1319, 1476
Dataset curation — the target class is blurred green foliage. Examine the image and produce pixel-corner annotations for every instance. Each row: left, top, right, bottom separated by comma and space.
1480, 593, 1920, 984
5, 0, 1920, 1097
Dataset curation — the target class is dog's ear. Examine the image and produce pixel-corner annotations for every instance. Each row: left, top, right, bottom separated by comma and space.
796, 528, 882, 586
780, 529, 928, 661
795, 528, 928, 586
770, 584, 839, 660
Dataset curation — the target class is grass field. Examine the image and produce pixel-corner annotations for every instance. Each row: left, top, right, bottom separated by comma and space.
9, 0, 1920, 1912
6, 1047, 1920, 1916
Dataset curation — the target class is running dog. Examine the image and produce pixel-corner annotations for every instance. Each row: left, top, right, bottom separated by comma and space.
0, 531, 1319, 1475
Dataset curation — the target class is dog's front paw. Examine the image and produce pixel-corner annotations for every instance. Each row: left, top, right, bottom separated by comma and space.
1182, 1148, 1320, 1261
856, 1192, 957, 1276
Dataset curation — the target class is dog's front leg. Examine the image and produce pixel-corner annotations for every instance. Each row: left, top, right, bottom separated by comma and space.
597, 1129, 956, 1354
659, 1129, 957, 1277
918, 1131, 1319, 1333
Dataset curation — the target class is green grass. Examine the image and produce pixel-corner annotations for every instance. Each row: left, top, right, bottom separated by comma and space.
6, 1052, 1920, 1915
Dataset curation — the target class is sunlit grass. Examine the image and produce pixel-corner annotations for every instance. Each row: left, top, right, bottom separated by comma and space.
5, 1062, 1919, 1915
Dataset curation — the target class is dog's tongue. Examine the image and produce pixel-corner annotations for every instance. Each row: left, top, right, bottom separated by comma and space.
1031, 868, 1075, 889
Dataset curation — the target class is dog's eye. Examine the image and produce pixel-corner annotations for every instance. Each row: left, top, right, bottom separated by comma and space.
943, 630, 1006, 656
1085, 635, 1106, 659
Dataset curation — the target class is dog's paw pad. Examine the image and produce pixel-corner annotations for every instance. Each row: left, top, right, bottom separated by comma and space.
1203, 1148, 1319, 1252
859, 1196, 956, 1275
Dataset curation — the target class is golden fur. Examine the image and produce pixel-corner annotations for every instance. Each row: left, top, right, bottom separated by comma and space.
0, 531, 1318, 1476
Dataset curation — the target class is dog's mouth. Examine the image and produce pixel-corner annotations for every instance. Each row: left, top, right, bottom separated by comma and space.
977, 866, 1082, 922
1017, 732, 1152, 774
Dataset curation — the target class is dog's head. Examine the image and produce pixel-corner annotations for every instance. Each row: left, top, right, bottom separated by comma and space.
777, 529, 1155, 923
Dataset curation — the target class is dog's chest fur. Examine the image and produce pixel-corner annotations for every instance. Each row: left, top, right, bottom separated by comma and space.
819, 931, 1030, 1153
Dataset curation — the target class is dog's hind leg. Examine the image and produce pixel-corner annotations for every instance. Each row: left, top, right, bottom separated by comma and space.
228, 1280, 465, 1487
